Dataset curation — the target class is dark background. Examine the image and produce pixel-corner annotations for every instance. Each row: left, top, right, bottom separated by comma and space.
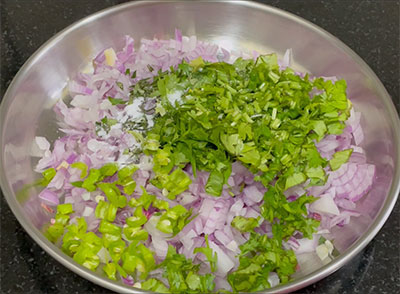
1, 0, 399, 293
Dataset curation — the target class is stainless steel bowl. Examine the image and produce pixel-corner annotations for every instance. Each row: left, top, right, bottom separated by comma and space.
1, 1, 399, 293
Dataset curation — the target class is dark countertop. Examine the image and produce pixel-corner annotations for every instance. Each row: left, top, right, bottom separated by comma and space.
0, 0, 399, 293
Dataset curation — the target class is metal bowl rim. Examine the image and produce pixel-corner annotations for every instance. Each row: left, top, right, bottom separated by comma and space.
1, 1, 399, 293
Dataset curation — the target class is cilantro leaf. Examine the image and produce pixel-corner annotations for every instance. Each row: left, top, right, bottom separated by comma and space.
108, 97, 127, 105
193, 235, 218, 272
205, 170, 224, 197
329, 148, 353, 171
231, 216, 260, 232
261, 186, 319, 241
142, 278, 169, 293
284, 172, 306, 190
159, 245, 215, 293
228, 233, 297, 292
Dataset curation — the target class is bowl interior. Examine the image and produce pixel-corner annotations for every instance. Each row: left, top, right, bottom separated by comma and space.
1, 1, 399, 293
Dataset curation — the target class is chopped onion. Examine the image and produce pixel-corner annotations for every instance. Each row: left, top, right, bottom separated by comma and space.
310, 194, 340, 216
208, 241, 235, 277
38, 189, 59, 206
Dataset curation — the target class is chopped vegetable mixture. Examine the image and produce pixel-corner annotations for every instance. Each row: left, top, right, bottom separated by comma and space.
33, 30, 376, 293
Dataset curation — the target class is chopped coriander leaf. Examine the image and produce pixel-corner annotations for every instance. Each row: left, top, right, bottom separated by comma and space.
329, 148, 353, 171
118, 164, 138, 179
141, 278, 169, 293
71, 181, 83, 188
305, 166, 326, 182
139, 53, 351, 199
189, 56, 205, 69
231, 216, 260, 232
143, 133, 160, 151
193, 235, 218, 272
101, 116, 118, 127
310, 120, 327, 141
285, 172, 306, 190
116, 82, 124, 90
318, 236, 327, 245
99, 163, 119, 177
228, 233, 297, 292
261, 186, 319, 241
205, 170, 225, 197
158, 245, 215, 293
108, 97, 127, 105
